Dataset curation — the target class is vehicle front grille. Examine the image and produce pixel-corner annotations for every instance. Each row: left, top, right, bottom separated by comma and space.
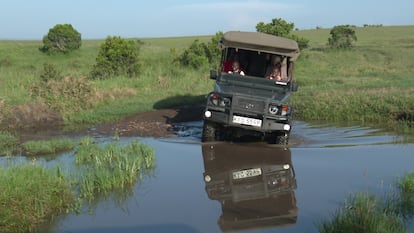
232, 182, 265, 201
233, 97, 265, 113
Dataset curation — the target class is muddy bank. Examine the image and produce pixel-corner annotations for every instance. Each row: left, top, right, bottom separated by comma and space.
92, 105, 205, 137
2, 104, 205, 143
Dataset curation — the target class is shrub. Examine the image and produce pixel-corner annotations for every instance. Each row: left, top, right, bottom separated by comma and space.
31, 64, 95, 116
40, 24, 81, 54
90, 36, 142, 79
40, 63, 62, 82
175, 39, 210, 69
328, 25, 358, 48
256, 18, 309, 49
175, 32, 223, 69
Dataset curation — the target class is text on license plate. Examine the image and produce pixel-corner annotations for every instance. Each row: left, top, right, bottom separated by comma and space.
233, 168, 262, 180
232, 115, 262, 127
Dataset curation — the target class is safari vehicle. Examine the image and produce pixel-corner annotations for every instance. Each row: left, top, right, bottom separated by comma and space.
202, 142, 297, 231
202, 31, 300, 144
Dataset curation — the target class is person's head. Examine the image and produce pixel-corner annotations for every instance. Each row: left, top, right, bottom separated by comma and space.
232, 61, 241, 71
272, 67, 280, 75
271, 55, 282, 65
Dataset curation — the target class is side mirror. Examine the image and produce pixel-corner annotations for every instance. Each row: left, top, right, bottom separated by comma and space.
291, 82, 299, 92
210, 70, 218, 80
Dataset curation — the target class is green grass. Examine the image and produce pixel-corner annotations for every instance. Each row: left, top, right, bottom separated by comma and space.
0, 164, 74, 233
0, 131, 18, 155
318, 171, 414, 233
21, 138, 75, 156
74, 138, 155, 203
291, 26, 414, 133
317, 192, 407, 233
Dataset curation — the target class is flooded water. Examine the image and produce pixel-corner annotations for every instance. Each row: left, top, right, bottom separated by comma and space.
9, 121, 414, 233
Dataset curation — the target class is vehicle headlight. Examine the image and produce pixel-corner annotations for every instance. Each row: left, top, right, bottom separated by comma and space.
209, 93, 231, 107
268, 104, 290, 115
269, 105, 278, 115
210, 93, 219, 106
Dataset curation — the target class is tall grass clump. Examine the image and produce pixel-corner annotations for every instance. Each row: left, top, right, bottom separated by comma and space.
0, 164, 74, 233
21, 138, 75, 156
399, 172, 414, 193
318, 171, 414, 233
317, 192, 407, 233
74, 137, 155, 203
0, 131, 18, 155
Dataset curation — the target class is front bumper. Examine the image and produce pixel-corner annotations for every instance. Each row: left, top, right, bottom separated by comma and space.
204, 108, 291, 133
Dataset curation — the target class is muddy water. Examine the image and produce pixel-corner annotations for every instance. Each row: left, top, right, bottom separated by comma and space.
43, 121, 414, 232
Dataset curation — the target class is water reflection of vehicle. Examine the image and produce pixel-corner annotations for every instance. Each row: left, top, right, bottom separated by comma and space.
201, 142, 297, 232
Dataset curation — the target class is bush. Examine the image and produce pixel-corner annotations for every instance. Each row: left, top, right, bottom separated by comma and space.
256, 18, 309, 49
40, 63, 62, 82
176, 39, 209, 69
31, 63, 95, 115
90, 36, 142, 79
328, 25, 358, 48
40, 24, 81, 54
175, 32, 223, 69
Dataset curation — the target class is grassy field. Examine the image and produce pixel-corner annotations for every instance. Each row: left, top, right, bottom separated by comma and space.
292, 26, 414, 133
0, 26, 413, 135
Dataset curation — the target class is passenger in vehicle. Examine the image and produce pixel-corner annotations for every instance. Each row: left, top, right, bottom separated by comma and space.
265, 66, 282, 81
228, 61, 245, 76
264, 55, 282, 77
222, 50, 239, 72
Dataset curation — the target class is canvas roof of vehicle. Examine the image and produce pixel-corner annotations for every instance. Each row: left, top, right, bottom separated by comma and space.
221, 31, 300, 61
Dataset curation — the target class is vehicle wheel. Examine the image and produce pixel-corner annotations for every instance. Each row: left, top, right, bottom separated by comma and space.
275, 132, 289, 145
202, 121, 217, 142
268, 131, 289, 145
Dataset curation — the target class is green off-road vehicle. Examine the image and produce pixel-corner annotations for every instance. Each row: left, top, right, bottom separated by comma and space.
202, 31, 300, 144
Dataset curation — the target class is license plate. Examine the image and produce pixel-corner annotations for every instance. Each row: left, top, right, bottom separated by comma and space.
233, 168, 262, 180
232, 115, 262, 127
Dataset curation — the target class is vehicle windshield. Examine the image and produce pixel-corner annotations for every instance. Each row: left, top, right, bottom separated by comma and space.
220, 48, 294, 82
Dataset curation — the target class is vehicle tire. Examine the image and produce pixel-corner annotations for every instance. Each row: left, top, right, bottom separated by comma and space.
275, 132, 289, 145
268, 131, 289, 145
202, 121, 217, 142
